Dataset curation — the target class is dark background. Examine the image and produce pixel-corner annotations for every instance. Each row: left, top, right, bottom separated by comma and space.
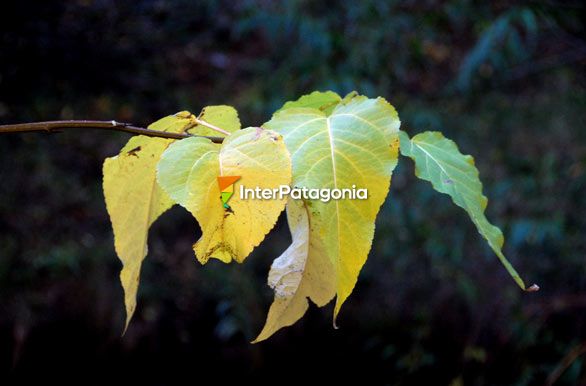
1, 1, 585, 385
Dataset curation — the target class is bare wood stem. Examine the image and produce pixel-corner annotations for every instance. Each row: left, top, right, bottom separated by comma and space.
0, 120, 224, 143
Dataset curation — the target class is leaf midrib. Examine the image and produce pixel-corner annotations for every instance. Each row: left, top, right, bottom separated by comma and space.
325, 115, 342, 280
412, 139, 478, 197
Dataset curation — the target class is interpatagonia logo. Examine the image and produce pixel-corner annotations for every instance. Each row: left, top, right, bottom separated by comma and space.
217, 175, 369, 209
217, 176, 241, 209
240, 185, 368, 202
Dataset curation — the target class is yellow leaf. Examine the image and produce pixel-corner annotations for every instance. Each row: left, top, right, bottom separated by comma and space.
253, 199, 335, 342
103, 111, 195, 330
157, 127, 292, 263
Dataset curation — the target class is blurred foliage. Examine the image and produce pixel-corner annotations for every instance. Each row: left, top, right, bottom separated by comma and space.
0, 0, 585, 385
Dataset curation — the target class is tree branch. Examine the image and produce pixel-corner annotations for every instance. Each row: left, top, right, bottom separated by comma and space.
0, 120, 224, 143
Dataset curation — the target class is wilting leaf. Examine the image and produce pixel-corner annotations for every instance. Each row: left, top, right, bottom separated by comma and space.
253, 199, 335, 342
264, 95, 401, 322
103, 111, 195, 329
157, 127, 292, 263
398, 130, 530, 290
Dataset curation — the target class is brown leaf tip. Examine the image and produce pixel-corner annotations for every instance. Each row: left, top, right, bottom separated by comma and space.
333, 319, 340, 330
526, 284, 540, 292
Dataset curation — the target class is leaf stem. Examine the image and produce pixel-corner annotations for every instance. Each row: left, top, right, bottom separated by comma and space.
193, 118, 231, 136
0, 120, 224, 143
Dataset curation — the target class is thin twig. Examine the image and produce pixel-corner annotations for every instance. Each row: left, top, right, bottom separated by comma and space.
546, 342, 586, 386
0, 120, 224, 143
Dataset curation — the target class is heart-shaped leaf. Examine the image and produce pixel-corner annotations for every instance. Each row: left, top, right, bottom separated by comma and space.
157, 127, 292, 263
264, 95, 401, 321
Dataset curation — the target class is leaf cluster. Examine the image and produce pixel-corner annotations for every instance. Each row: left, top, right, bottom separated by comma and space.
102, 91, 534, 341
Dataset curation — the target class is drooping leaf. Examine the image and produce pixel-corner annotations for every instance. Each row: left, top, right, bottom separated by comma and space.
188, 105, 241, 137
264, 96, 401, 322
157, 127, 292, 264
398, 130, 532, 290
253, 199, 335, 342
103, 111, 195, 330
276, 90, 342, 115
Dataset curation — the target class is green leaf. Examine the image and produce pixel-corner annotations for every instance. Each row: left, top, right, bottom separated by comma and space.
103, 111, 195, 330
253, 199, 335, 342
264, 95, 401, 322
157, 127, 292, 264
188, 105, 241, 137
398, 130, 534, 290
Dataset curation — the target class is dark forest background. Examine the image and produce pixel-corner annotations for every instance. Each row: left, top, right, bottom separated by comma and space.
1, 1, 585, 385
